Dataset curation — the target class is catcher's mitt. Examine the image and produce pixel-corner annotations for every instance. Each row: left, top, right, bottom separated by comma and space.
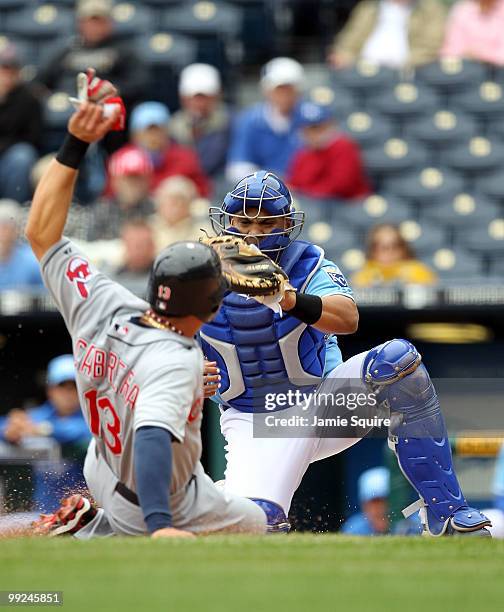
201, 235, 288, 296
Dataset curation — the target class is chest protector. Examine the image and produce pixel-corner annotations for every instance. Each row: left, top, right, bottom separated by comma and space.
200, 241, 326, 412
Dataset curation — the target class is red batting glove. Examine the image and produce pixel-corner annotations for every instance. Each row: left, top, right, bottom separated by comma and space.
70, 67, 126, 131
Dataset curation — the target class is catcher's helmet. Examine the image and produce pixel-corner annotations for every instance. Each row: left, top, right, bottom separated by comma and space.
209, 170, 304, 255
147, 241, 227, 320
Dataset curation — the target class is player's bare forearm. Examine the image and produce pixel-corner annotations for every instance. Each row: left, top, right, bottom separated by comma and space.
314, 295, 358, 335
26, 102, 118, 261
26, 159, 79, 260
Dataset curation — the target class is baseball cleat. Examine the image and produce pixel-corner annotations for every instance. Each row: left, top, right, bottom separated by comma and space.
32, 494, 97, 537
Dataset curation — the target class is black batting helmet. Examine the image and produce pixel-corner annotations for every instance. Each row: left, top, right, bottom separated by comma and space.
147, 241, 227, 320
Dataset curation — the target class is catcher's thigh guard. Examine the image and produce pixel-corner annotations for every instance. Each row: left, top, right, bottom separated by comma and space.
363, 339, 491, 536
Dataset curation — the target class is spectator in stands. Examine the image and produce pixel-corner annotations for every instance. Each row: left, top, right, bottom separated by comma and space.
113, 219, 156, 286
340, 467, 390, 535
286, 101, 372, 200
170, 64, 231, 178
0, 355, 90, 513
36, 0, 147, 110
149, 176, 208, 253
0, 200, 43, 290
0, 44, 42, 203
352, 224, 437, 287
88, 147, 154, 241
226, 57, 305, 183
328, 0, 446, 70
441, 0, 504, 65
119, 102, 210, 197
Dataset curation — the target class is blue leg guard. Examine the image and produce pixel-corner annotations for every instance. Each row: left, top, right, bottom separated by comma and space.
363, 339, 491, 537
249, 498, 291, 533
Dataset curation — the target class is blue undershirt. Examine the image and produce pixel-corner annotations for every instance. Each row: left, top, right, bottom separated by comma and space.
134, 426, 173, 533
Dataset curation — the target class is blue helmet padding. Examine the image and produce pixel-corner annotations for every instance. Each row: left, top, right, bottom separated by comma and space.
233, 170, 293, 205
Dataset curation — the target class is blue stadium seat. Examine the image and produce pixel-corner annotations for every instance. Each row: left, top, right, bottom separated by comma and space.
135, 32, 198, 70
307, 86, 356, 121
0, 34, 37, 66
425, 248, 483, 280
489, 256, 504, 277
292, 196, 334, 224
421, 193, 501, 232
337, 194, 416, 233
341, 111, 394, 148
363, 138, 429, 184
166, 1, 241, 33
383, 167, 464, 206
330, 247, 367, 276
111, 2, 155, 38
442, 137, 504, 177
398, 220, 446, 256
404, 110, 478, 152
473, 171, 504, 202
4, 4, 74, 40
142, 0, 184, 6
451, 81, 504, 124
415, 59, 488, 95
331, 61, 397, 104
462, 219, 504, 256
135, 32, 198, 108
44, 91, 74, 129
160, 1, 243, 70
0, 0, 30, 9
367, 82, 440, 123
304, 219, 358, 256
43, 91, 74, 152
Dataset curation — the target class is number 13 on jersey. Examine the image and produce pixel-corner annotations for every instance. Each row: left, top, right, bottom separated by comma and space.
84, 389, 122, 454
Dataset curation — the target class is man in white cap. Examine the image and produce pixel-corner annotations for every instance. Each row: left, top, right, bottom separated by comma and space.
170, 64, 231, 178
226, 57, 305, 183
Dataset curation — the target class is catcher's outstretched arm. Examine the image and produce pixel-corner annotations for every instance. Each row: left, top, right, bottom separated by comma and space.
26, 102, 118, 261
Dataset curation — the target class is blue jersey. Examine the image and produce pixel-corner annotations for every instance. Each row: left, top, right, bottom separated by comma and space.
227, 102, 303, 176
304, 258, 354, 374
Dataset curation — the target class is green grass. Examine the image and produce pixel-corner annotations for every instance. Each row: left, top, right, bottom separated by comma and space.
1, 535, 503, 612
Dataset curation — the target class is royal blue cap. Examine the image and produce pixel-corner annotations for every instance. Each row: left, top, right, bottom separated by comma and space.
298, 100, 334, 126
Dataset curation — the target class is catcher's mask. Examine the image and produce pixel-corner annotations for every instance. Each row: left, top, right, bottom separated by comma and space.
209, 171, 305, 257
147, 241, 228, 321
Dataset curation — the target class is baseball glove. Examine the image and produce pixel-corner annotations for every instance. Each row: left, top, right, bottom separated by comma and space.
201, 235, 288, 297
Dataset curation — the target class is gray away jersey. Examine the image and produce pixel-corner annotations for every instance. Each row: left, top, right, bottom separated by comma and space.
40, 238, 204, 494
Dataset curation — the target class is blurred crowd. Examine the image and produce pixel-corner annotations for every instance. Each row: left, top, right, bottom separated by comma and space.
1, 0, 504, 293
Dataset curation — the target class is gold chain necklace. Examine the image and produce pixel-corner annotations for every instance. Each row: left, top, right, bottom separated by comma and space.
140, 309, 184, 336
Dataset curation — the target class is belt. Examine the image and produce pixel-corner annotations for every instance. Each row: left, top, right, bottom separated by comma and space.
93, 442, 140, 506
115, 481, 140, 506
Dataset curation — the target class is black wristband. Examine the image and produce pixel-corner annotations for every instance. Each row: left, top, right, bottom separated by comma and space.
56, 133, 89, 169
288, 293, 322, 325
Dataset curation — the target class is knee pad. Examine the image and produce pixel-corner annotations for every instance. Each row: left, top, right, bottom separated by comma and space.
249, 498, 290, 533
362, 339, 490, 536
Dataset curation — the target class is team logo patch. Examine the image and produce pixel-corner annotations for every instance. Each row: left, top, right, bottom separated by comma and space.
325, 268, 348, 287
66, 256, 92, 299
